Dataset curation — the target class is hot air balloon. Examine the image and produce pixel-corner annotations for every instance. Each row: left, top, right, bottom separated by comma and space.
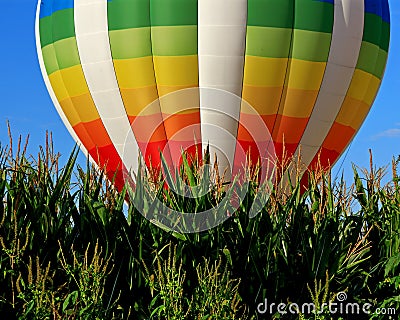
36, 0, 390, 190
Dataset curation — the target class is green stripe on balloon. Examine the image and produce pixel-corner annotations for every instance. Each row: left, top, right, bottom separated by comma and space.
41, 45, 58, 74
290, 30, 331, 62
246, 29, 332, 62
363, 13, 390, 50
375, 50, 388, 79
247, 0, 294, 28
42, 38, 80, 74
150, 0, 197, 26
39, 16, 53, 47
293, 0, 333, 33
357, 43, 388, 79
109, 28, 152, 59
245, 27, 292, 58
108, 0, 150, 30
151, 27, 197, 56
40, 9, 75, 47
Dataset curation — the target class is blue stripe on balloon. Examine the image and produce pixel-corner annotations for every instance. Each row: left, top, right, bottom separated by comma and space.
365, 0, 390, 23
39, 0, 73, 18
39, 0, 390, 24
381, 0, 390, 23
39, 0, 113, 19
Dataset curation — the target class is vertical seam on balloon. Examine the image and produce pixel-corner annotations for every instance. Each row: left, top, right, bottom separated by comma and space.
35, 1, 90, 160
105, 1, 129, 131
48, 2, 100, 161
103, 1, 139, 174
104, 1, 170, 169
234, 0, 249, 172
291, 0, 345, 171
295, 4, 334, 148
349, 0, 386, 127
196, 0, 201, 157
74, 0, 143, 177
310, 0, 388, 169
70, 0, 115, 167
268, 0, 296, 159
148, 0, 167, 160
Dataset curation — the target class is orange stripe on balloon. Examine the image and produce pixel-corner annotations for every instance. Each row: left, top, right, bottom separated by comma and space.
128, 114, 169, 143
120, 86, 160, 116
73, 119, 114, 150
320, 122, 355, 154
58, 94, 99, 126
237, 113, 275, 141
279, 88, 319, 118
272, 115, 309, 144
162, 112, 201, 141
241, 85, 282, 117
306, 122, 355, 172
128, 114, 169, 168
243, 86, 319, 117
335, 96, 370, 129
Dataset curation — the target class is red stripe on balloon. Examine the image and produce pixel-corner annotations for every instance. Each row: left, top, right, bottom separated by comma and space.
87, 145, 125, 191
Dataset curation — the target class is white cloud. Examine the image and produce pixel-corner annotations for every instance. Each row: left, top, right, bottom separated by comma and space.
372, 128, 400, 140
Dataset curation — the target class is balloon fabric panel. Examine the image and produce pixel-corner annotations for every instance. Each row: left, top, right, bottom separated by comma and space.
39, 1, 126, 187
37, 0, 390, 190
150, 0, 201, 166
310, 0, 390, 170
108, 0, 170, 170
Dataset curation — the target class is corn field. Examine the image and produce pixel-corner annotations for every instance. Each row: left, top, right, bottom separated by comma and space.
0, 135, 399, 319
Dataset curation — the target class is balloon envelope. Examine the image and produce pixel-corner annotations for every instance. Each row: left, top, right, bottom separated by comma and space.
36, 0, 390, 188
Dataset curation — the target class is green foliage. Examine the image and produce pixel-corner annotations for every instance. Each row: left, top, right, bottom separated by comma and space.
0, 137, 399, 319
193, 256, 247, 319
59, 240, 114, 319
143, 243, 247, 319
143, 244, 191, 320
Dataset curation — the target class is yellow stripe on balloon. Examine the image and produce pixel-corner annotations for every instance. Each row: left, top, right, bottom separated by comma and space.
48, 65, 91, 100
119, 86, 160, 116
286, 59, 326, 90
57, 98, 81, 126
335, 96, 370, 129
59, 94, 100, 125
113, 57, 157, 88
346, 69, 381, 105
48, 67, 103, 127
242, 85, 319, 118
153, 56, 198, 87
243, 57, 326, 90
243, 57, 288, 87
48, 71, 69, 102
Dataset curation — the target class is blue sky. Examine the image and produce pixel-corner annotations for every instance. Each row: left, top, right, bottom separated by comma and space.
0, 0, 399, 184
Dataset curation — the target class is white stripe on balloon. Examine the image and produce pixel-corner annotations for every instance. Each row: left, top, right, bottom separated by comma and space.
286, 0, 364, 179
198, 0, 247, 181
74, 0, 140, 175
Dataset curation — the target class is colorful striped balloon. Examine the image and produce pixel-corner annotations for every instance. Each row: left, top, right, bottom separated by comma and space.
36, 0, 390, 189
